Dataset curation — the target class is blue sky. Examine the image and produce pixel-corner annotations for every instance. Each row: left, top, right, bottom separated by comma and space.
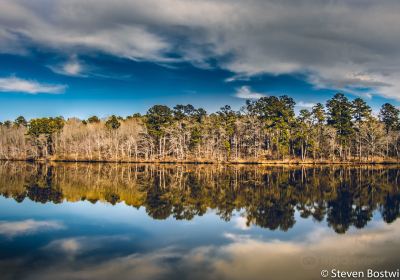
1, 0, 399, 121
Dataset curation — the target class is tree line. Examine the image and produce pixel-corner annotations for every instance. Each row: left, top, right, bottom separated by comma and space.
0, 93, 400, 162
1, 162, 399, 233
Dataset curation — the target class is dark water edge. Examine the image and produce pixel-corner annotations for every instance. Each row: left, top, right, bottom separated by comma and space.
0, 162, 399, 280
1, 158, 400, 165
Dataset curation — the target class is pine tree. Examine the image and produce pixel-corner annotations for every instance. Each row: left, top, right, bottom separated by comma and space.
326, 93, 354, 159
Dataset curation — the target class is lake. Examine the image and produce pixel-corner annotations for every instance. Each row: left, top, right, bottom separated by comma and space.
0, 162, 399, 280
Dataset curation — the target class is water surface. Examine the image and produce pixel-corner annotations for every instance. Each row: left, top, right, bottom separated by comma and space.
0, 163, 399, 280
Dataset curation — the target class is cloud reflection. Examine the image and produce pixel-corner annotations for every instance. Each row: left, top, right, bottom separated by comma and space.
42, 235, 131, 257
187, 221, 400, 280
33, 248, 178, 280
233, 216, 251, 231
0, 219, 64, 238
3, 220, 399, 280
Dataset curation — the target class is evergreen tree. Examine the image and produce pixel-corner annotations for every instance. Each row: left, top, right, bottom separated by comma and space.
247, 95, 295, 159
105, 115, 121, 130
379, 103, 399, 133
352, 98, 371, 123
88, 115, 101, 124
311, 103, 326, 125
352, 98, 371, 160
14, 116, 28, 127
326, 93, 354, 159
296, 109, 313, 160
217, 105, 237, 158
146, 105, 173, 157
3, 120, 12, 128
311, 103, 326, 159
379, 103, 400, 157
27, 117, 65, 156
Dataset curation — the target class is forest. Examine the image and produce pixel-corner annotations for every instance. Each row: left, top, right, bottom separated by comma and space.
0, 93, 400, 163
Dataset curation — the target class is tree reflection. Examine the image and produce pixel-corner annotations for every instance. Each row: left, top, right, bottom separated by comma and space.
0, 162, 399, 234
381, 193, 400, 224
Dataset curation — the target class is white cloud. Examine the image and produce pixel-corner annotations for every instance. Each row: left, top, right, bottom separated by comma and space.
0, 0, 171, 62
0, 76, 66, 94
61, 59, 82, 76
234, 86, 265, 99
296, 101, 315, 109
49, 56, 84, 77
1, 0, 400, 99
0, 219, 64, 237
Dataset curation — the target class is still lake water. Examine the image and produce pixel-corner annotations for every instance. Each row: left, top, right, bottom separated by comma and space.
0, 162, 399, 280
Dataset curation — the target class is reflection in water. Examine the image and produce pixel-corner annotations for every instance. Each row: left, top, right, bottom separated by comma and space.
0, 162, 399, 280
0, 219, 64, 237
0, 162, 399, 233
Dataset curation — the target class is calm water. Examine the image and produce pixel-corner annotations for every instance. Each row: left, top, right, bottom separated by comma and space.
0, 162, 399, 280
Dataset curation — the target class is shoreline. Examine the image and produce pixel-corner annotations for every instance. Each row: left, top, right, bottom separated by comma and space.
1, 158, 400, 165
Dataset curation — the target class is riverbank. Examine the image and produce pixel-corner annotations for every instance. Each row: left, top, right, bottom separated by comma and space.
1, 157, 400, 165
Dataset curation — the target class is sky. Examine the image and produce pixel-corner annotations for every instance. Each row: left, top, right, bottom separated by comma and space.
1, 0, 400, 121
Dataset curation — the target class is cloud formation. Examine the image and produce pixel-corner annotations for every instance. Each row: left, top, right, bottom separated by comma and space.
296, 101, 316, 109
1, 0, 400, 99
43, 235, 130, 257
48, 55, 85, 77
0, 219, 64, 237
234, 86, 265, 99
0, 76, 66, 94
4, 220, 399, 280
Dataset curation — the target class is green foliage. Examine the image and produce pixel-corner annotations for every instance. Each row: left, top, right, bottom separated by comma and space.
26, 117, 65, 157
379, 103, 400, 133
173, 104, 206, 123
189, 126, 202, 148
246, 95, 295, 158
173, 104, 195, 120
14, 116, 28, 127
294, 109, 314, 154
170, 105, 207, 150
352, 98, 371, 123
146, 105, 173, 138
326, 93, 354, 139
298, 109, 312, 123
105, 115, 121, 130
246, 95, 295, 126
127, 113, 142, 119
311, 103, 326, 125
193, 108, 207, 122
87, 115, 100, 124
27, 117, 64, 137
3, 120, 12, 128
217, 105, 237, 135
216, 105, 237, 155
